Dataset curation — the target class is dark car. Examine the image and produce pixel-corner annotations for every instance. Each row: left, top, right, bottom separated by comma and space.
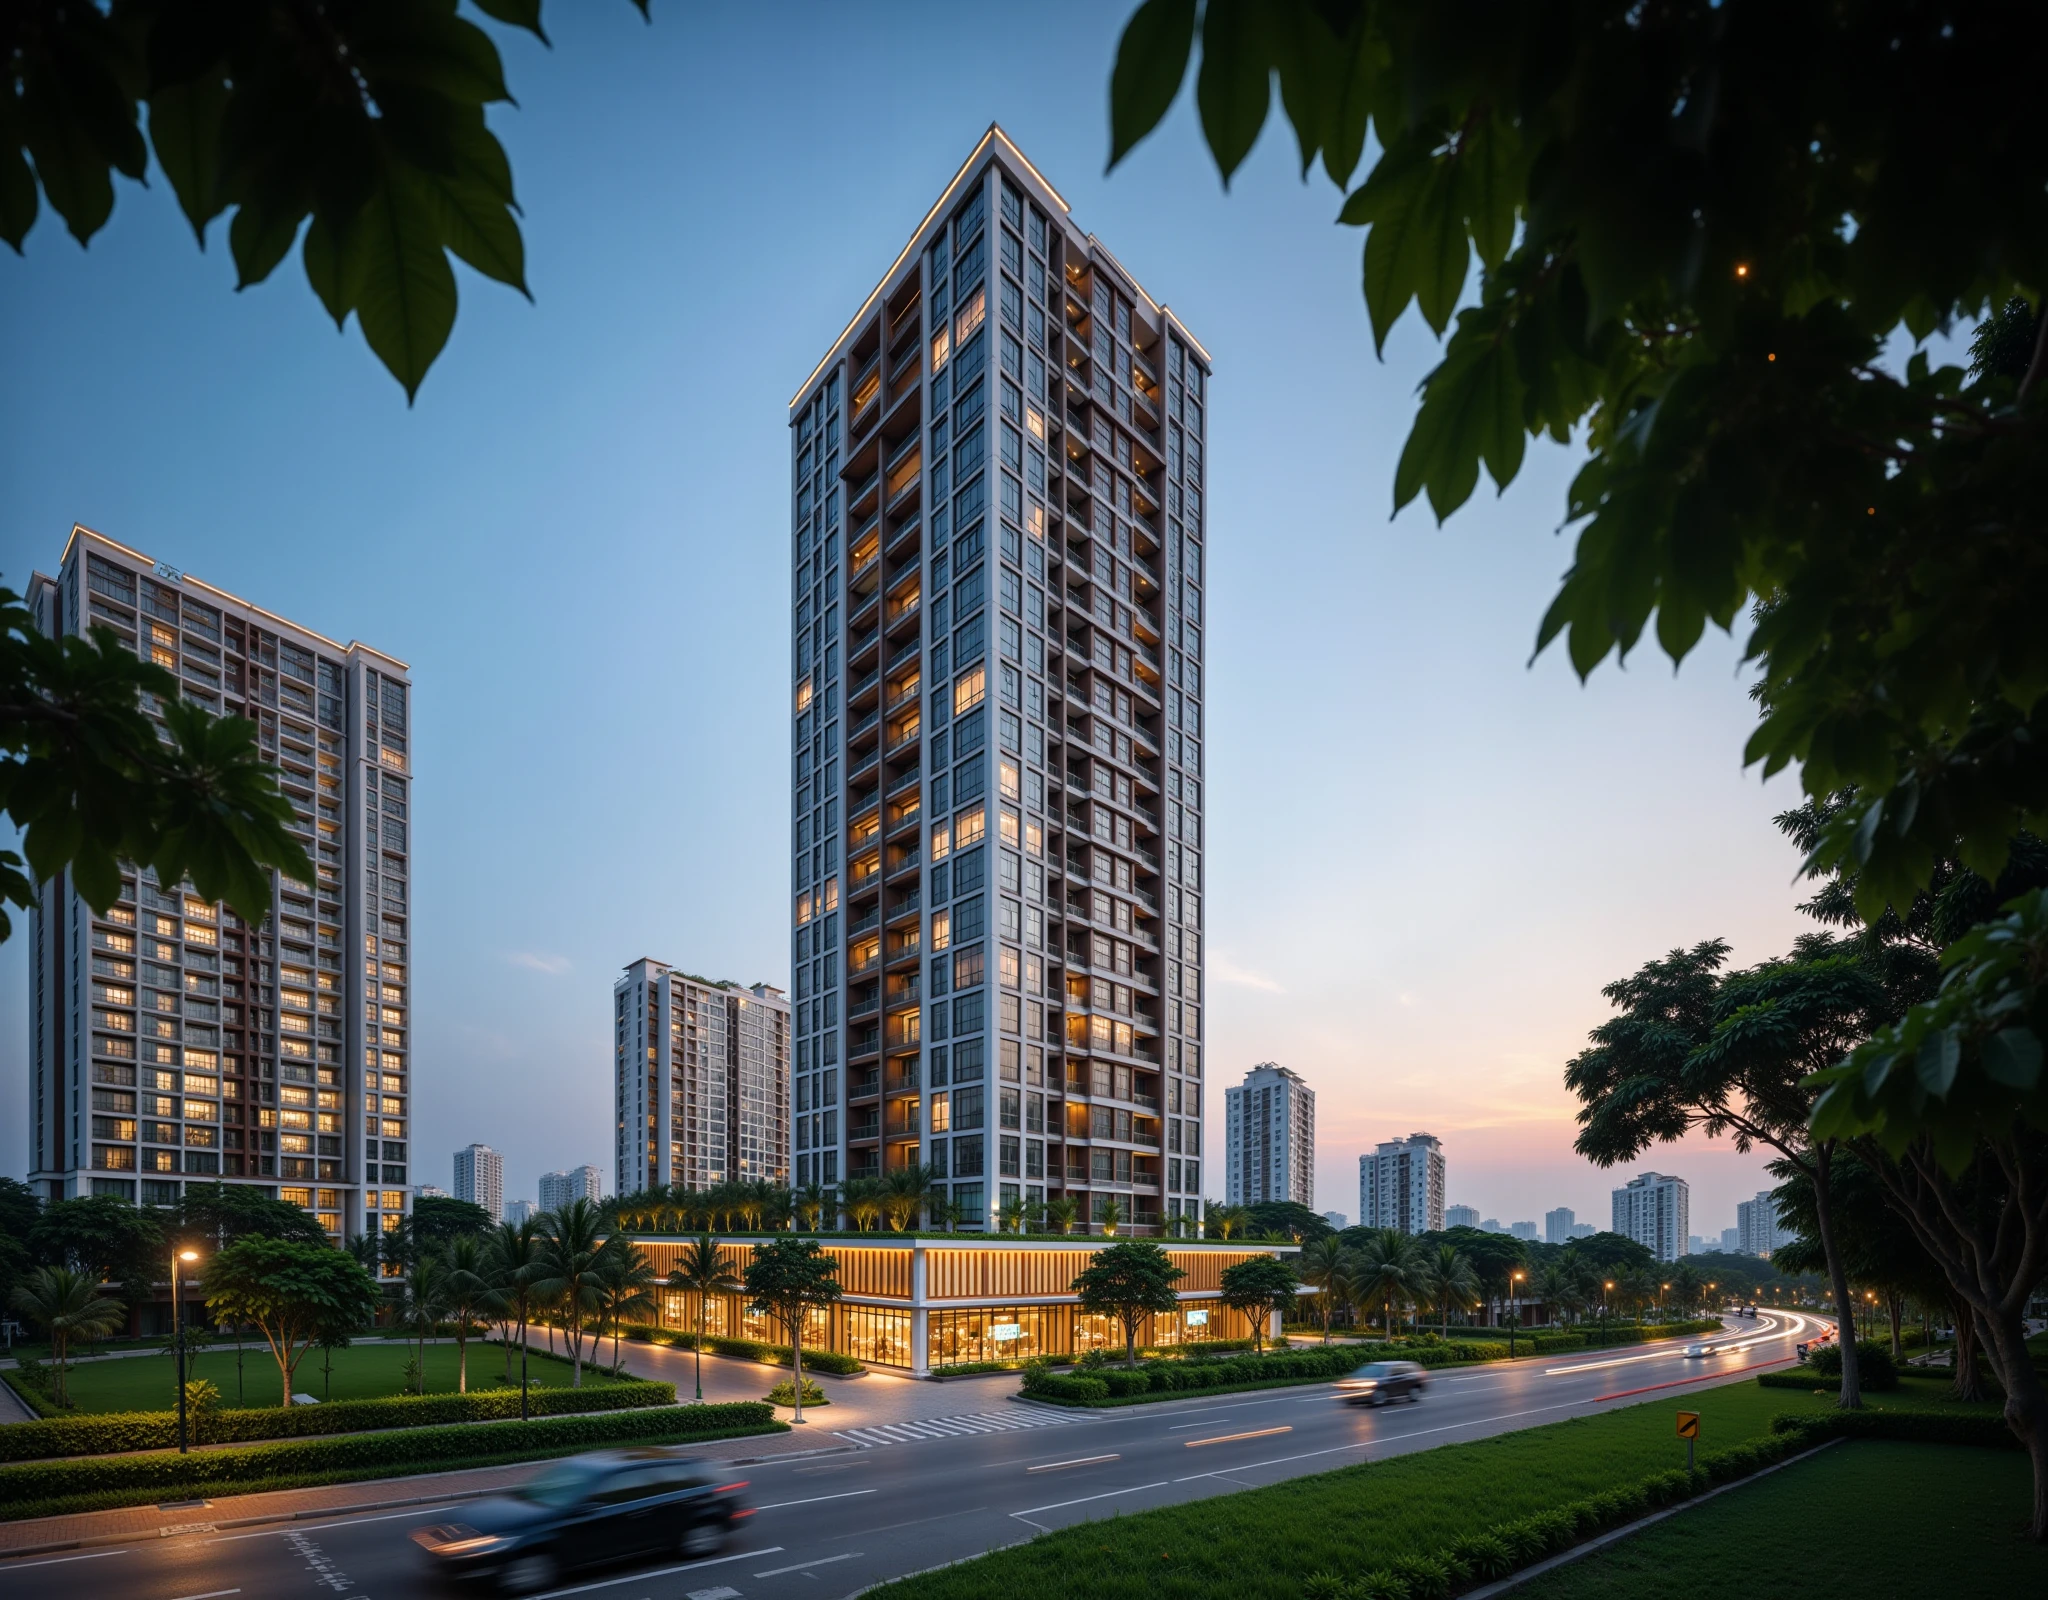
1335, 1359, 1428, 1406
413, 1449, 749, 1594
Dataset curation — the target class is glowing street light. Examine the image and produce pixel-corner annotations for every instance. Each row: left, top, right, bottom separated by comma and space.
172, 1246, 201, 1454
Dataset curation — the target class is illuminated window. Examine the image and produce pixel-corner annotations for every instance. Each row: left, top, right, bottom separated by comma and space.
381, 1211, 403, 1233
795, 677, 814, 714
954, 666, 985, 714
1000, 807, 1020, 847
281, 1085, 312, 1107
954, 806, 985, 848
931, 327, 951, 372
930, 1091, 951, 1132
381, 1119, 405, 1138
932, 910, 951, 951
281, 1110, 312, 1130
999, 759, 1020, 800
281, 1187, 314, 1207
955, 286, 986, 344
931, 821, 951, 861
1026, 818, 1043, 857
151, 644, 176, 669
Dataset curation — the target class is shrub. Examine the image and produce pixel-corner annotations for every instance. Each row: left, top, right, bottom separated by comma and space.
1351, 1567, 1410, 1600
1768, 1409, 2018, 1450
1299, 1575, 1347, 1600
1452, 1534, 1514, 1580
765, 1377, 826, 1407
1496, 1520, 1547, 1563
1100, 1369, 1153, 1397
0, 1379, 678, 1463
1806, 1340, 1899, 1390
608, 1328, 863, 1374
0, 1401, 777, 1509
1391, 1554, 1450, 1599
1020, 1372, 1109, 1403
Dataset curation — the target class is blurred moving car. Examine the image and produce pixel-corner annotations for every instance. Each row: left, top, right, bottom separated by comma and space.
1336, 1359, 1429, 1406
1683, 1340, 1720, 1358
1795, 1328, 1838, 1361
413, 1449, 749, 1594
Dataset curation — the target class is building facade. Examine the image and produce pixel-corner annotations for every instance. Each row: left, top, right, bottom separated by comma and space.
453, 1143, 503, 1221
614, 961, 791, 1197
787, 127, 1211, 1234
1223, 1063, 1315, 1207
1322, 1210, 1347, 1230
505, 1199, 537, 1226
1445, 1203, 1479, 1230
26, 526, 413, 1245
539, 1166, 602, 1212
1612, 1171, 1690, 1262
1360, 1133, 1446, 1235
1736, 1189, 1783, 1256
1544, 1206, 1576, 1244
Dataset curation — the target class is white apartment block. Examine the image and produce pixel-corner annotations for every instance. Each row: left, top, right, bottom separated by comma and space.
1544, 1206, 1576, 1244
1361, 1133, 1446, 1235
1223, 1063, 1315, 1207
539, 1165, 603, 1212
1445, 1203, 1479, 1229
453, 1142, 503, 1221
26, 526, 413, 1245
1736, 1189, 1783, 1256
505, 1198, 537, 1226
613, 960, 791, 1196
787, 128, 1210, 1233
1612, 1171, 1690, 1262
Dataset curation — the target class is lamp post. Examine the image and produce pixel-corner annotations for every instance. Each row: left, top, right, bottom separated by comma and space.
1602, 1281, 1614, 1347
1509, 1270, 1525, 1359
171, 1247, 200, 1454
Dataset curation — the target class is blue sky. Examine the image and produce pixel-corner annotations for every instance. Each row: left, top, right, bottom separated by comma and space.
4, 2, 1834, 1235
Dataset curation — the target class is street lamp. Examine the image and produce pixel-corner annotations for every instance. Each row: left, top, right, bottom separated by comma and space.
172, 1247, 200, 1454
1602, 1281, 1614, 1347
1509, 1270, 1525, 1359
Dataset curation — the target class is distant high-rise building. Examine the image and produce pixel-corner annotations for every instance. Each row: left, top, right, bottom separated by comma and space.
504, 1199, 536, 1226
1445, 1204, 1480, 1230
786, 127, 1211, 1235
26, 525, 414, 1244
1360, 1133, 1445, 1235
1737, 1190, 1783, 1256
1509, 1220, 1539, 1241
614, 961, 791, 1197
1224, 1064, 1315, 1207
1569, 1222, 1595, 1240
1544, 1206, 1577, 1244
1720, 1225, 1740, 1253
414, 1184, 447, 1200
1612, 1171, 1690, 1263
1481, 1217, 1503, 1233
1322, 1210, 1347, 1231
453, 1143, 503, 1221
1688, 1234, 1706, 1255
539, 1166, 602, 1212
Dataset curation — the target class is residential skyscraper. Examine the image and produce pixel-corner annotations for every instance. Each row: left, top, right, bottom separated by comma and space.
1322, 1211, 1347, 1230
505, 1199, 537, 1226
1509, 1220, 1539, 1241
1445, 1204, 1480, 1230
1736, 1189, 1783, 1256
539, 1166, 602, 1212
1544, 1206, 1577, 1244
1360, 1133, 1446, 1235
1612, 1171, 1690, 1262
1223, 1063, 1315, 1207
1720, 1225, 1740, 1252
613, 961, 791, 1197
25, 526, 413, 1244
453, 1143, 503, 1221
787, 127, 1210, 1234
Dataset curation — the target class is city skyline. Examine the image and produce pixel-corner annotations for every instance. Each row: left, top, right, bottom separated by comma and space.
0, 3, 1802, 1225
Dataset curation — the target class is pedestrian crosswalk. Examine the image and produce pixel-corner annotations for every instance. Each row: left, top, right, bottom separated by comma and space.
835, 1405, 1085, 1446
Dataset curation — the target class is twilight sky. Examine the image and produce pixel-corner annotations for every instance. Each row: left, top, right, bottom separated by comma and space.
2, 2, 1847, 1239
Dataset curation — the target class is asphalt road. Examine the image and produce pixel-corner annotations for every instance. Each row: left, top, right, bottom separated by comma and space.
0, 1311, 1819, 1600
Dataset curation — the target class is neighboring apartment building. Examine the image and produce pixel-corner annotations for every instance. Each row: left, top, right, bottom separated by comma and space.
453, 1142, 503, 1221
1737, 1189, 1784, 1256
1223, 1063, 1315, 1207
613, 960, 791, 1196
25, 526, 413, 1245
1544, 1206, 1576, 1244
1720, 1224, 1740, 1252
1509, 1220, 1539, 1241
505, 1199, 537, 1226
1322, 1211, 1347, 1230
1360, 1133, 1446, 1235
1445, 1203, 1480, 1230
786, 126, 1211, 1233
539, 1166, 602, 1212
1612, 1171, 1690, 1262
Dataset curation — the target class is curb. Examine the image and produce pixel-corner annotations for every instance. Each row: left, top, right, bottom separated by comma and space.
1460, 1438, 1842, 1599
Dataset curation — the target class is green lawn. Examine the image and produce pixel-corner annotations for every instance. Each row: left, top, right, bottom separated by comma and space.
1517, 1441, 2044, 1597
876, 1377, 2005, 1600
23, 1339, 622, 1414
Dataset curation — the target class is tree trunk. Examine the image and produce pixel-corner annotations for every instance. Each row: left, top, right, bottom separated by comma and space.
457, 1327, 468, 1394
1952, 1300, 1987, 1403
1810, 1146, 1862, 1409
791, 1317, 806, 1423
1979, 1302, 2048, 1541
1886, 1293, 1902, 1361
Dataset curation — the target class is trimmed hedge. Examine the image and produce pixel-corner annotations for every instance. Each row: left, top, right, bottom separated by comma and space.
0, 1378, 678, 1463
618, 1324, 864, 1375
0, 1400, 779, 1512
1771, 1409, 2019, 1450
1025, 1348, 1360, 1406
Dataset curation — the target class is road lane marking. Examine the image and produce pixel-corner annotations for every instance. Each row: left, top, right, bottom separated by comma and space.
1596, 1357, 1795, 1401
1027, 1453, 1121, 1471
1010, 1481, 1170, 1528
169, 1590, 241, 1600
754, 1551, 862, 1577
0, 1549, 130, 1570
208, 1504, 460, 1541
532, 1548, 781, 1597
1172, 1398, 1591, 1483
1184, 1426, 1292, 1448
752, 1488, 877, 1511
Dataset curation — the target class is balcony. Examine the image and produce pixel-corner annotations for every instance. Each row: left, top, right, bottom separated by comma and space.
886, 764, 921, 796
885, 723, 921, 759
886, 517, 921, 559
850, 993, 881, 1019
849, 1114, 880, 1142
848, 907, 881, 936
885, 677, 921, 716
886, 891, 921, 925
886, 637, 921, 675
887, 846, 922, 880
848, 624, 880, 663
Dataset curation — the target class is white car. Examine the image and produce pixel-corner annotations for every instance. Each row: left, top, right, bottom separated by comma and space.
1683, 1341, 1718, 1358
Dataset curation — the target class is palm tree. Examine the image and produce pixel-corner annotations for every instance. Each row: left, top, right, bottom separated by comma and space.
668, 1234, 741, 1402
1097, 1197, 1126, 1237
997, 1193, 1029, 1235
1296, 1237, 1349, 1342
1420, 1245, 1481, 1337
9, 1266, 126, 1408
402, 1251, 449, 1394
532, 1197, 608, 1387
594, 1241, 660, 1374
441, 1235, 495, 1394
1670, 1263, 1705, 1317
1044, 1195, 1079, 1236
883, 1165, 934, 1232
485, 1217, 544, 1387
931, 1194, 967, 1234
1207, 1202, 1247, 1240
841, 1176, 886, 1232
1351, 1228, 1424, 1340
793, 1183, 832, 1232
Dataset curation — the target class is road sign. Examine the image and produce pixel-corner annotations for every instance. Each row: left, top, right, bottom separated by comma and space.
1676, 1411, 1700, 1439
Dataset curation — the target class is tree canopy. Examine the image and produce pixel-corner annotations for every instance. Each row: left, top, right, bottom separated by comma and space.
1071, 1240, 1184, 1366
411, 1195, 496, 1250
203, 1235, 380, 1406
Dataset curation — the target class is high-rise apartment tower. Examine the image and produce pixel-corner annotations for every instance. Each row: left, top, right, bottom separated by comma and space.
613, 960, 791, 1197
1544, 1205, 1576, 1244
1736, 1189, 1782, 1257
453, 1142, 503, 1221
786, 128, 1211, 1233
1223, 1063, 1315, 1207
1360, 1133, 1446, 1235
1444, 1203, 1480, 1230
26, 527, 413, 1244
1612, 1171, 1690, 1262
539, 1166, 603, 1212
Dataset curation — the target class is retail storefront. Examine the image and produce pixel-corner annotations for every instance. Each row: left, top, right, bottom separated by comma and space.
630, 1235, 1297, 1376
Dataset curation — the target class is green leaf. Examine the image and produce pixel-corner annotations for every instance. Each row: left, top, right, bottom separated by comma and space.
1913, 1027, 1960, 1097
1393, 322, 1524, 521
1462, 114, 1521, 270
301, 210, 357, 328
148, 76, 231, 246
347, 164, 459, 401
1320, 23, 1385, 189
1195, 0, 1270, 187
0, 139, 37, 251
1981, 1028, 2042, 1091
469, 0, 551, 42
230, 199, 306, 289
1269, 4, 1338, 180
416, 120, 527, 292
1351, 139, 1469, 347
1108, 0, 1196, 171
19, 63, 118, 245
